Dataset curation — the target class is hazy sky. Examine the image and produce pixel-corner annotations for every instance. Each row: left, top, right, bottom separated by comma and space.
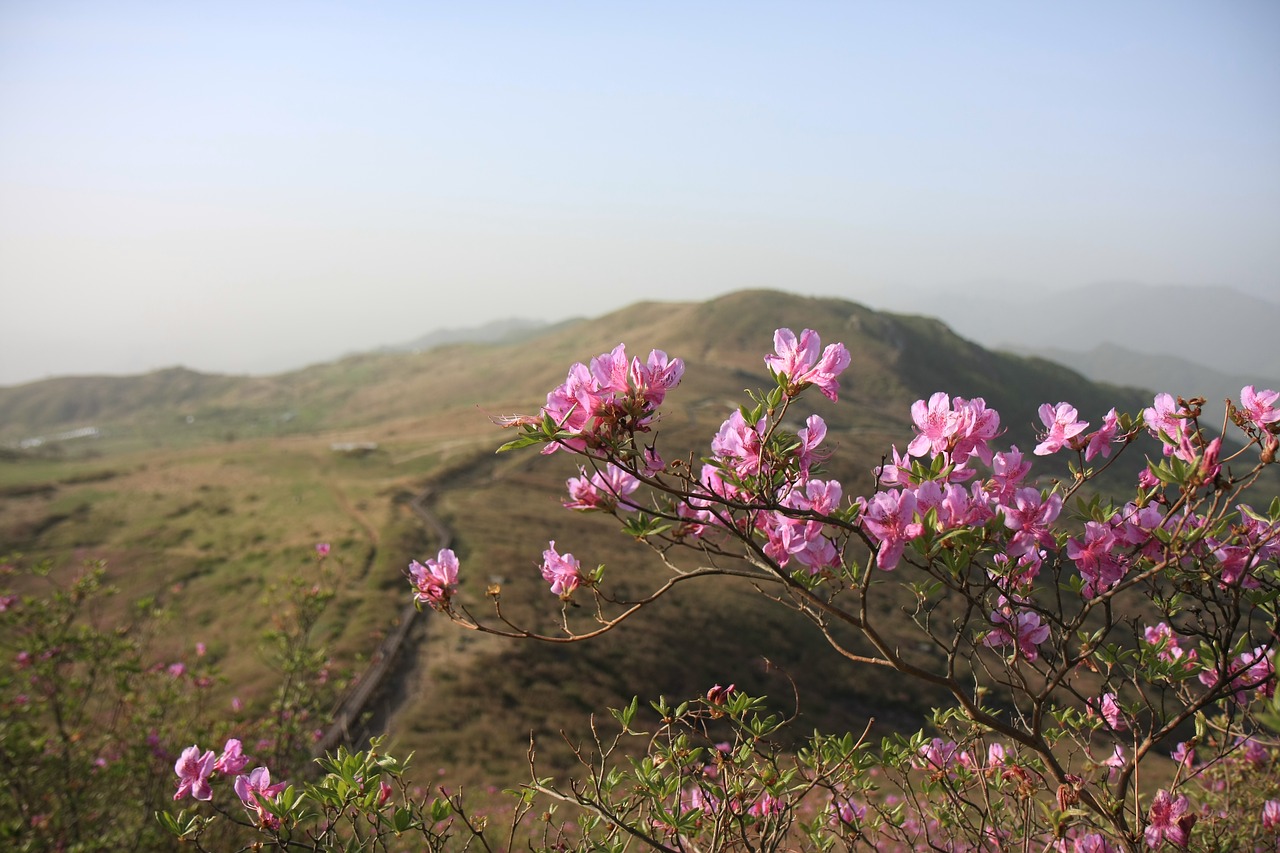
2, 1, 1277, 386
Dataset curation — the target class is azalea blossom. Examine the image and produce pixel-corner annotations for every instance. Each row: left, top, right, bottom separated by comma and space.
1001, 488, 1062, 558
983, 596, 1050, 660
1088, 692, 1127, 732
915, 737, 966, 775
988, 446, 1032, 502
541, 541, 585, 599
1034, 402, 1089, 456
1142, 622, 1193, 666
564, 464, 640, 511
214, 738, 250, 776
1083, 408, 1121, 461
1144, 788, 1193, 849
533, 345, 685, 455
1143, 393, 1197, 462
408, 549, 460, 610
907, 393, 1000, 465
873, 444, 913, 487
830, 795, 867, 825
794, 414, 828, 475
1067, 521, 1127, 598
234, 766, 289, 829
173, 745, 216, 801
1199, 645, 1275, 703
859, 489, 924, 570
711, 410, 766, 479
1240, 385, 1280, 429
1262, 799, 1280, 831
764, 328, 851, 401
1074, 834, 1121, 853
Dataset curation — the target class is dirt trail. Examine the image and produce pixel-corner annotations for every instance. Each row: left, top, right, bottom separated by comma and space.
311, 448, 504, 758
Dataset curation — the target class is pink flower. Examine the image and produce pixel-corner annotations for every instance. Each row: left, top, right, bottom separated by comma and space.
859, 489, 924, 570
315, 542, 330, 558
983, 596, 1050, 660
760, 512, 840, 572
1088, 692, 1127, 732
988, 550, 1043, 593
915, 737, 965, 774
1075, 834, 1121, 853
1001, 488, 1062, 558
748, 790, 786, 817
632, 349, 684, 405
1102, 744, 1126, 783
989, 446, 1032, 502
795, 414, 828, 475
641, 446, 665, 476
830, 795, 867, 825
764, 328, 851, 401
706, 683, 735, 705
1144, 788, 1193, 848
1083, 408, 1121, 461
1143, 623, 1192, 665
873, 444, 913, 487
167, 662, 186, 678
541, 541, 585, 599
408, 549, 459, 610
1067, 521, 1127, 598
711, 411, 766, 479
214, 738, 250, 776
1262, 799, 1280, 831
1240, 386, 1280, 429
1034, 402, 1089, 456
907, 393, 1000, 465
1144, 394, 1197, 462
234, 766, 289, 829
564, 464, 640, 511
173, 745, 216, 801
536, 345, 684, 455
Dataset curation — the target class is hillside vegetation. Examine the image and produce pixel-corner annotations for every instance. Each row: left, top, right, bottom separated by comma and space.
2, 290, 1169, 788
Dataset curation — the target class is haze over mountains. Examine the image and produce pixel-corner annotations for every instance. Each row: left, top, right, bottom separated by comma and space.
830, 280, 1279, 430
4, 282, 1273, 424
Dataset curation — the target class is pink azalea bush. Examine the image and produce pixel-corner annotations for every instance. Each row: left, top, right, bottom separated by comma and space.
157, 330, 1280, 852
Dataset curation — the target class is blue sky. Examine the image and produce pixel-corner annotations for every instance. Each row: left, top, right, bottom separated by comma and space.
2, 1, 1277, 384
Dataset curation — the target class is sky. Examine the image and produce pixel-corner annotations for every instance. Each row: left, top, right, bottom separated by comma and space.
1, 1, 1277, 386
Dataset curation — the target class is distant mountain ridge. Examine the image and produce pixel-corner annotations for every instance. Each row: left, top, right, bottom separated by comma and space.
0, 290, 1153, 455
863, 281, 1280, 381
381, 317, 557, 353
1008, 341, 1273, 415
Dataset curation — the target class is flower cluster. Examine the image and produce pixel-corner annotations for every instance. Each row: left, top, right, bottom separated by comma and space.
515, 344, 683, 454
174, 739, 288, 828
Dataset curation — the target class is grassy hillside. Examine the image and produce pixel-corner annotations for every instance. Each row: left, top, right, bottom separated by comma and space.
1, 289, 1193, 790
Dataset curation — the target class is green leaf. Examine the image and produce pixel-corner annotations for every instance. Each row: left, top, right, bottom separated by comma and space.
496, 433, 545, 453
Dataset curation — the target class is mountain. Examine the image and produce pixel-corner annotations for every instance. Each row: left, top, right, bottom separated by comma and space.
861, 281, 1280, 382
1008, 341, 1274, 423
381, 317, 558, 353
